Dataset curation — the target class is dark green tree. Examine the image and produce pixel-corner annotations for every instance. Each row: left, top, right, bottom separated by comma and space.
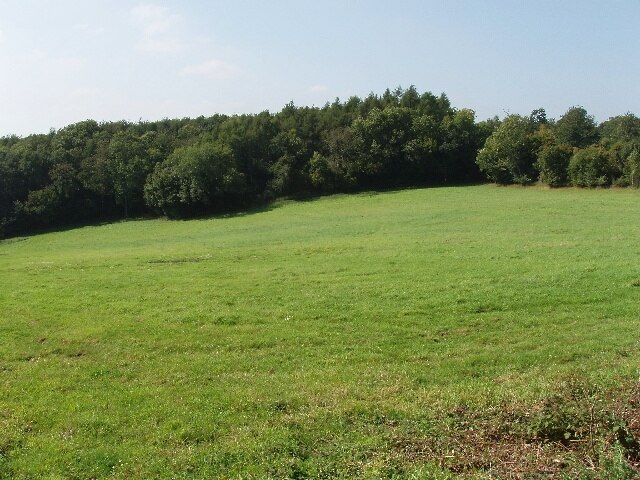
268, 129, 308, 196
535, 144, 573, 187
555, 107, 599, 148
14, 162, 82, 228
216, 112, 278, 200
437, 109, 483, 182
312, 126, 358, 192
568, 146, 613, 187
350, 106, 414, 186
598, 113, 640, 184
529, 108, 548, 127
476, 115, 538, 184
107, 130, 153, 217
144, 140, 245, 217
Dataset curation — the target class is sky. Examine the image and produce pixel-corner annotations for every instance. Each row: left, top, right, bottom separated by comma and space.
0, 0, 639, 136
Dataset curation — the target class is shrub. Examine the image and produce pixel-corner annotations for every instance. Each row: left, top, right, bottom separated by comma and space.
625, 149, 640, 188
144, 140, 246, 217
476, 115, 538, 184
536, 144, 573, 187
568, 146, 614, 187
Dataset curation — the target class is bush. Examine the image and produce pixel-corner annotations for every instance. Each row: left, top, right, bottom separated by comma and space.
476, 115, 538, 185
144, 140, 246, 217
536, 144, 573, 187
625, 149, 640, 188
568, 146, 614, 187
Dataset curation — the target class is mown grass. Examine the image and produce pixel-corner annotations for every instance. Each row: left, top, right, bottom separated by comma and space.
1, 185, 640, 479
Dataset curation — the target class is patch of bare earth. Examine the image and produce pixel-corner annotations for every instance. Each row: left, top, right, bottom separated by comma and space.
393, 379, 640, 478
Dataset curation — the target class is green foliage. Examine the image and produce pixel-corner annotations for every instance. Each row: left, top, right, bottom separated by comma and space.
555, 106, 599, 148
569, 145, 614, 187
308, 151, 346, 193
313, 127, 358, 191
50, 120, 99, 165
108, 131, 153, 217
2, 86, 640, 239
350, 106, 415, 186
529, 107, 548, 126
599, 113, 640, 145
475, 114, 538, 184
437, 109, 483, 182
268, 129, 308, 196
0, 134, 52, 232
14, 185, 63, 224
536, 144, 573, 187
144, 140, 245, 217
597, 443, 638, 480
598, 114, 640, 185
626, 149, 640, 188
14, 162, 83, 227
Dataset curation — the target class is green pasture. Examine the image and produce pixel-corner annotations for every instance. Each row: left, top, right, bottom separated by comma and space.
1, 185, 640, 478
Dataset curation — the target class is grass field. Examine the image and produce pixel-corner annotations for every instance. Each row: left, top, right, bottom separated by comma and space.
2, 185, 640, 479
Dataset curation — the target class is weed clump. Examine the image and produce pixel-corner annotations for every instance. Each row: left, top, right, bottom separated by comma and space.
392, 378, 640, 478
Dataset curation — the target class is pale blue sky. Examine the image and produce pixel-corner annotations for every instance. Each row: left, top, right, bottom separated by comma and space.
0, 0, 638, 136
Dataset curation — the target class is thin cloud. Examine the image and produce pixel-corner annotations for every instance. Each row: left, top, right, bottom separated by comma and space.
51, 56, 84, 72
130, 3, 179, 35
70, 87, 101, 98
138, 37, 183, 54
0, 29, 5, 43
180, 59, 238, 80
130, 3, 183, 53
74, 23, 105, 36
309, 85, 329, 93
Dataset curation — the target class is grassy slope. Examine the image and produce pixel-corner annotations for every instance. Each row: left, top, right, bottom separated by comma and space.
1, 185, 640, 478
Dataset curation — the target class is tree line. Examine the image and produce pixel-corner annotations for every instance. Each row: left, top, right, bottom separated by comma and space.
1, 86, 639, 237
477, 107, 640, 188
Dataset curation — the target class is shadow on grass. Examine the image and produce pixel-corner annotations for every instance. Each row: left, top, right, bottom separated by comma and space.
0, 202, 282, 243
0, 217, 122, 244
274, 180, 487, 203
1, 181, 488, 242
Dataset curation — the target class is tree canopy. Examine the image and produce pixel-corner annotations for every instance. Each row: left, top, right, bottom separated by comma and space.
0, 87, 638, 238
